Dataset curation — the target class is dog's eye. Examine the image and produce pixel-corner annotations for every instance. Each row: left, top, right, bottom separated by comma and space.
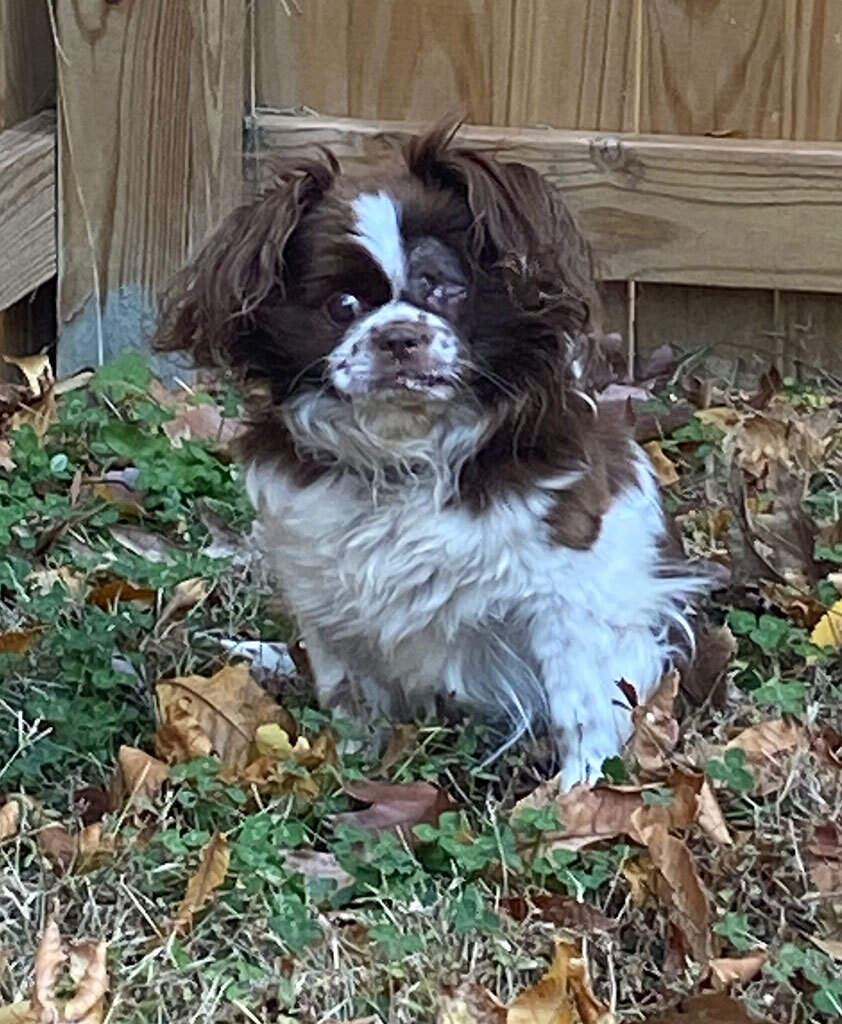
326, 293, 363, 325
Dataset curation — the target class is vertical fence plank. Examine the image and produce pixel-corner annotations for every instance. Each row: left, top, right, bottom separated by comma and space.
56, 0, 245, 375
0, 0, 56, 372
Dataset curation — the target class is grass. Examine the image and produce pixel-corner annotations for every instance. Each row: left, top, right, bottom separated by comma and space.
1, 353, 841, 1022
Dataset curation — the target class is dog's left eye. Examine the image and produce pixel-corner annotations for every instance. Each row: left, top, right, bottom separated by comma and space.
326, 293, 363, 325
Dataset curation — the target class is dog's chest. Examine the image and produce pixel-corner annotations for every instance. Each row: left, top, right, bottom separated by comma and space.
246, 465, 552, 645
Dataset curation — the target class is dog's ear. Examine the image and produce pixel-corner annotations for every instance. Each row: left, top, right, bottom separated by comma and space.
404, 120, 595, 333
154, 154, 337, 372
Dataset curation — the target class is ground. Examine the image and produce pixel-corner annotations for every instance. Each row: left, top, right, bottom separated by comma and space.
0, 351, 840, 1024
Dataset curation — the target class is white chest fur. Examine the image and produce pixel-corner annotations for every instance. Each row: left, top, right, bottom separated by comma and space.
246, 452, 701, 786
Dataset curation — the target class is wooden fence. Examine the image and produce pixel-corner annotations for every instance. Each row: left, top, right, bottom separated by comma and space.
3, 0, 842, 381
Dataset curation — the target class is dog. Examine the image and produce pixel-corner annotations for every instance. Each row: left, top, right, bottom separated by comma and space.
155, 121, 707, 787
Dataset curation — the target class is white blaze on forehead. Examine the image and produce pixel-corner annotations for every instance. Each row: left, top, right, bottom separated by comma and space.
352, 191, 406, 292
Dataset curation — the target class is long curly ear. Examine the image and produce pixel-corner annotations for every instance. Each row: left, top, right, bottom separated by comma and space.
154, 154, 337, 373
404, 121, 596, 335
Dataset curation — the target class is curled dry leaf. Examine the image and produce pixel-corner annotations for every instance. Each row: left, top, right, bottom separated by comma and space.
64, 941, 108, 1022
87, 579, 157, 610
110, 746, 168, 809
332, 780, 457, 840
724, 719, 806, 795
163, 401, 243, 448
0, 800, 20, 841
30, 919, 65, 1024
37, 825, 78, 874
644, 440, 680, 488
507, 940, 613, 1024
629, 669, 680, 776
709, 952, 768, 990
696, 782, 732, 846
155, 700, 214, 764
157, 577, 208, 630
156, 664, 294, 771
173, 832, 230, 935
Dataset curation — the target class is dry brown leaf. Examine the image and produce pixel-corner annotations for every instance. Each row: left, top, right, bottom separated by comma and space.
332, 780, 457, 839
156, 664, 292, 772
622, 855, 657, 907
283, 850, 354, 891
379, 724, 420, 773
155, 699, 214, 764
37, 825, 78, 874
644, 441, 680, 488
636, 823, 712, 963
157, 578, 208, 629
709, 952, 768, 989
163, 402, 242, 448
629, 670, 680, 775
235, 754, 321, 801
64, 941, 108, 1022
87, 579, 157, 610
0, 629, 39, 655
643, 993, 773, 1023
437, 983, 506, 1024
500, 894, 614, 933
724, 719, 806, 795
173, 832, 230, 934
109, 525, 176, 563
30, 919, 65, 1024
696, 782, 732, 846
562, 941, 614, 1024
507, 941, 579, 1024
0, 801, 20, 841
110, 746, 169, 808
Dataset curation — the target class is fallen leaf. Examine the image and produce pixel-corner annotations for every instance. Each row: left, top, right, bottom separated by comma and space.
156, 664, 294, 771
155, 699, 214, 764
30, 919, 65, 1024
163, 401, 242, 448
437, 983, 506, 1024
811, 599, 842, 649
680, 624, 737, 707
696, 782, 732, 846
283, 849, 354, 891
724, 720, 805, 795
643, 993, 773, 1023
559, 941, 614, 1024
644, 441, 680, 488
0, 801, 20, 840
173, 832, 230, 934
622, 855, 657, 907
157, 577, 208, 629
635, 823, 712, 963
64, 940, 108, 1022
3, 353, 52, 395
87, 579, 157, 610
332, 780, 456, 839
709, 952, 768, 989
0, 629, 39, 655
236, 755, 321, 801
37, 824, 78, 874
110, 746, 169, 808
629, 669, 680, 775
379, 724, 420, 773
254, 723, 307, 760
507, 941, 582, 1024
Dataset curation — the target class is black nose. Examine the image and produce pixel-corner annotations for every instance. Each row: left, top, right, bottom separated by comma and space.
374, 326, 424, 360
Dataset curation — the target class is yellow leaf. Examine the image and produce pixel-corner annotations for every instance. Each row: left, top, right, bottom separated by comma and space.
811, 599, 842, 650
156, 664, 295, 771
110, 746, 169, 808
3, 353, 53, 395
643, 441, 680, 488
0, 800, 21, 840
64, 941, 108, 1022
255, 723, 296, 760
437, 983, 506, 1023
507, 940, 577, 1024
173, 832, 230, 934
30, 919, 65, 1023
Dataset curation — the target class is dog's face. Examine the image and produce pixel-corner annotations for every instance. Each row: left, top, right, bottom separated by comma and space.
156, 123, 597, 428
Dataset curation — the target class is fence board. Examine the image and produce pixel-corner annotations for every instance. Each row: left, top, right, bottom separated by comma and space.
507, 0, 637, 130
252, 0, 512, 124
0, 112, 56, 312
640, 0, 786, 139
785, 0, 842, 142
251, 114, 842, 293
57, 0, 245, 375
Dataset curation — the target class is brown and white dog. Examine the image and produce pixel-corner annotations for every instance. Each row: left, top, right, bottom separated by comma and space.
155, 122, 706, 787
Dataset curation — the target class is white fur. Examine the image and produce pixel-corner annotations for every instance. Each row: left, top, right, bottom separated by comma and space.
329, 301, 461, 397
352, 192, 406, 292
246, 401, 704, 788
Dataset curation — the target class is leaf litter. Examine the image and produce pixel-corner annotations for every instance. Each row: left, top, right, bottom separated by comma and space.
1, 355, 842, 1022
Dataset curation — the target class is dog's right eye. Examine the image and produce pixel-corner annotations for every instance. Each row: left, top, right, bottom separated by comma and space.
326, 293, 363, 325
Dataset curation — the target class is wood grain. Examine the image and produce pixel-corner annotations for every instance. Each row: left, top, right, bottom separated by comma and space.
784, 0, 842, 141
252, 0, 512, 125
57, 0, 245, 373
507, 0, 637, 130
0, 112, 56, 311
252, 114, 842, 292
640, 0, 786, 139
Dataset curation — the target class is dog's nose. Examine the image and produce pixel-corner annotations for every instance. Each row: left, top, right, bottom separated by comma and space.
374, 325, 425, 360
